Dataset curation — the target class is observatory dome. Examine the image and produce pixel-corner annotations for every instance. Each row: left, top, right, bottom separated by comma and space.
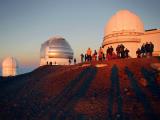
102, 10, 145, 58
104, 10, 144, 36
40, 36, 74, 65
2, 56, 17, 77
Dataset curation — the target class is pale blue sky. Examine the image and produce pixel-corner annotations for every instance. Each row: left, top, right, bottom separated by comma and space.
0, 0, 160, 74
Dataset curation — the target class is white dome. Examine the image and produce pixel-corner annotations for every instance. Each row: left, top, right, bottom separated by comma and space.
104, 10, 144, 36
2, 56, 17, 76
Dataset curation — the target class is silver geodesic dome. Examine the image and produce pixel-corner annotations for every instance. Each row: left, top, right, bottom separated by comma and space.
40, 36, 73, 59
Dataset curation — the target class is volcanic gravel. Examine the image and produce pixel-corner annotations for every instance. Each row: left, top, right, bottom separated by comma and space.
0, 57, 160, 120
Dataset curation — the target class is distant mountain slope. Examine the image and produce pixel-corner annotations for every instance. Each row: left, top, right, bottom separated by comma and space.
0, 57, 160, 120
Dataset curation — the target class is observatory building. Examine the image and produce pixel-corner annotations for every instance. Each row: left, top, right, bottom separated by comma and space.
40, 36, 73, 66
102, 10, 160, 57
2, 56, 18, 77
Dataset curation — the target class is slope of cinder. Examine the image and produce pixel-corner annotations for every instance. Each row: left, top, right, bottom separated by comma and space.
0, 65, 86, 120
0, 57, 160, 120
74, 57, 160, 120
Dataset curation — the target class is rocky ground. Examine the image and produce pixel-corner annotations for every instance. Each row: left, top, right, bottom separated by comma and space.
0, 57, 160, 120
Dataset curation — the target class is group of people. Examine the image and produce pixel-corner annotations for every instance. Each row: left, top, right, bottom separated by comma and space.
69, 58, 77, 65
106, 44, 130, 59
80, 44, 130, 63
115, 44, 130, 58
80, 47, 105, 62
136, 42, 154, 58
78, 42, 155, 64
80, 48, 94, 62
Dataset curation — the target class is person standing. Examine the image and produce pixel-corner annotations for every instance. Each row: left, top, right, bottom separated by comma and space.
69, 59, 71, 65
149, 42, 154, 56
136, 48, 141, 58
74, 58, 76, 65
145, 42, 150, 57
120, 44, 125, 58
106, 47, 111, 60
110, 46, 114, 56
124, 48, 129, 58
98, 47, 103, 61
141, 43, 146, 57
116, 45, 120, 58
86, 48, 92, 62
93, 50, 97, 61
98, 52, 103, 61
85, 54, 87, 62
80, 53, 84, 63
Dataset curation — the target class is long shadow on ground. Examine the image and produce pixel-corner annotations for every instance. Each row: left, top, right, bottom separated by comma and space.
107, 65, 123, 120
141, 67, 160, 99
49, 66, 97, 120
28, 67, 97, 120
125, 67, 158, 120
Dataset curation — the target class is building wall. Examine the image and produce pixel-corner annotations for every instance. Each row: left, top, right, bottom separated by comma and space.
40, 58, 46, 66
103, 30, 160, 58
40, 58, 70, 66
103, 42, 139, 58
40, 47, 70, 66
103, 33, 141, 58
2, 67, 16, 77
141, 30, 160, 56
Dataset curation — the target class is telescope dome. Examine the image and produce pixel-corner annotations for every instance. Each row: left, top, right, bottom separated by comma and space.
104, 10, 144, 36
40, 36, 74, 65
2, 56, 17, 77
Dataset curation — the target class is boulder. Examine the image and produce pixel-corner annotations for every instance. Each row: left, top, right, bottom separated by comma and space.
139, 78, 148, 87
95, 64, 108, 68
81, 64, 91, 67
151, 63, 160, 71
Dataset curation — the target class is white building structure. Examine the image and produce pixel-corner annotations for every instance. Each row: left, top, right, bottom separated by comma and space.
102, 10, 160, 57
40, 36, 73, 66
2, 56, 18, 77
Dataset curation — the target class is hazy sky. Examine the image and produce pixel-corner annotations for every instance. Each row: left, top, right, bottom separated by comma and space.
0, 0, 160, 74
